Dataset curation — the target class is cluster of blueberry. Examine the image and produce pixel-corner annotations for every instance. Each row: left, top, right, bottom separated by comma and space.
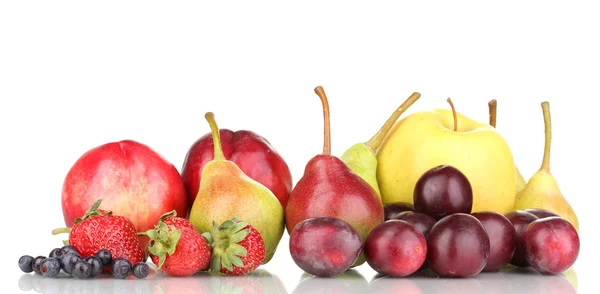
18, 245, 150, 279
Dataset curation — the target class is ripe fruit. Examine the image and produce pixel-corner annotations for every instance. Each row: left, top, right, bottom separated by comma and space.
61, 139, 188, 249
133, 262, 150, 279
111, 257, 132, 279
523, 217, 580, 274
505, 210, 539, 267
40, 257, 61, 278
60, 253, 80, 275
413, 165, 473, 220
96, 249, 112, 267
32, 256, 45, 275
289, 217, 362, 277
472, 211, 517, 272
383, 202, 414, 221
146, 210, 211, 277
392, 211, 436, 237
525, 208, 559, 219
18, 255, 34, 273
364, 220, 427, 277
84, 256, 103, 278
73, 260, 92, 279
427, 213, 490, 278
203, 217, 266, 276
53, 199, 143, 266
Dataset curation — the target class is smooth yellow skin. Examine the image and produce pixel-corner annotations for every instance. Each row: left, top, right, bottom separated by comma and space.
376, 109, 517, 214
514, 170, 579, 231
515, 167, 527, 194
189, 160, 285, 264
340, 143, 381, 198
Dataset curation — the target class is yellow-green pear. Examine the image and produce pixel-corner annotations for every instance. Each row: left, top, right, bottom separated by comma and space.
513, 102, 579, 231
340, 92, 421, 198
189, 112, 285, 263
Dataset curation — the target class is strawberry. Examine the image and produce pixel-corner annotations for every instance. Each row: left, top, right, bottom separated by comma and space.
202, 217, 266, 275
52, 199, 143, 267
145, 210, 211, 277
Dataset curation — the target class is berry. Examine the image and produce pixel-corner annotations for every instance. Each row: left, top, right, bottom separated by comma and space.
60, 252, 81, 275
72, 260, 92, 279
40, 257, 61, 278
111, 257, 132, 279
49, 248, 65, 259
84, 256, 103, 277
18, 255, 34, 273
61, 245, 79, 256
32, 256, 46, 275
147, 211, 211, 277
133, 262, 150, 279
96, 249, 112, 267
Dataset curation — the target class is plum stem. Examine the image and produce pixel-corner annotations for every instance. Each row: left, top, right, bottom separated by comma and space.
314, 86, 331, 155
365, 92, 421, 151
446, 98, 458, 132
488, 99, 497, 128
540, 101, 552, 172
205, 112, 226, 161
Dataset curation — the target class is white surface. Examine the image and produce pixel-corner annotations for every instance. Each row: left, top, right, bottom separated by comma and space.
1, 1, 598, 293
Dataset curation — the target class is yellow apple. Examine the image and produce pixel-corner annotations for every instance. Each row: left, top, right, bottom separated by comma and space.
376, 108, 517, 214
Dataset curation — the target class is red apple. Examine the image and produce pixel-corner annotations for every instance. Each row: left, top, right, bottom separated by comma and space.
181, 129, 292, 209
61, 140, 188, 248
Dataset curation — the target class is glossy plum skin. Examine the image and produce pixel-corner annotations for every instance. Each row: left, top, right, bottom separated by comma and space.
427, 213, 490, 278
364, 220, 427, 277
525, 208, 559, 219
392, 211, 436, 237
505, 210, 539, 267
384, 202, 414, 221
413, 165, 473, 220
523, 217, 580, 275
289, 217, 363, 277
472, 211, 517, 272
181, 129, 293, 209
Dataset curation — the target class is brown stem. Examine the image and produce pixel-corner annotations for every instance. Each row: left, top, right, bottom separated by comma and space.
205, 112, 226, 161
314, 86, 331, 155
488, 99, 497, 128
540, 101, 552, 172
446, 98, 458, 132
365, 92, 421, 150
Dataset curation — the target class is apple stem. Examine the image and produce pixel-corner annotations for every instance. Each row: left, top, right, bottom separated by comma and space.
488, 99, 497, 128
204, 112, 226, 161
314, 86, 331, 155
540, 101, 552, 172
446, 98, 458, 132
365, 92, 421, 151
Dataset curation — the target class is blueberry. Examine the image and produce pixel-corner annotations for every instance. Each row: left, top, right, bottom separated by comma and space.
111, 257, 132, 279
49, 248, 65, 258
96, 249, 112, 267
72, 260, 92, 279
18, 255, 34, 273
84, 256, 103, 278
60, 253, 81, 275
61, 245, 79, 256
40, 257, 61, 278
32, 256, 46, 275
132, 262, 149, 279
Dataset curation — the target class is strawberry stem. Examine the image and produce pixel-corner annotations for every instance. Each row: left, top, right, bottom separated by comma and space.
51, 228, 72, 235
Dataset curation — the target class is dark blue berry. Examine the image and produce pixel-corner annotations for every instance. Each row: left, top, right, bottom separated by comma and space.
111, 257, 132, 279
96, 249, 112, 267
61, 245, 79, 256
40, 257, 61, 278
84, 256, 103, 277
32, 256, 46, 275
49, 248, 65, 258
132, 262, 150, 279
60, 253, 81, 275
18, 255, 34, 273
72, 260, 92, 279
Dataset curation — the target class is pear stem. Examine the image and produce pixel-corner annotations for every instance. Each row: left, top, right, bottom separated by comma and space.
204, 112, 226, 161
314, 86, 331, 155
540, 101, 552, 172
446, 98, 458, 132
365, 92, 421, 150
488, 99, 497, 128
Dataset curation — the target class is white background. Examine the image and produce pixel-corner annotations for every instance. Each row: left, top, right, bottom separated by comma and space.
1, 1, 598, 293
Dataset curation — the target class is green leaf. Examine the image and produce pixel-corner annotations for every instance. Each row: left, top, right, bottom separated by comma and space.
146, 229, 159, 240
230, 222, 249, 234
157, 254, 167, 269
167, 230, 182, 255
62, 240, 69, 246
227, 243, 248, 257
220, 219, 236, 230
229, 255, 244, 268
210, 254, 221, 272
221, 253, 233, 271
201, 232, 213, 245
230, 229, 250, 244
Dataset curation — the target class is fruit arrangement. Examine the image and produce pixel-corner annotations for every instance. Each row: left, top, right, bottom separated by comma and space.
18, 85, 580, 283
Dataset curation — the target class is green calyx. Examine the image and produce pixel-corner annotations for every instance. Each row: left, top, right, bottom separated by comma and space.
202, 216, 250, 273
143, 210, 182, 269
74, 198, 112, 224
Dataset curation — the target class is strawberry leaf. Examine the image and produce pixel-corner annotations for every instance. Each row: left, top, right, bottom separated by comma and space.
221, 253, 233, 271
201, 232, 213, 245
230, 255, 244, 268
230, 229, 250, 244
227, 244, 248, 257
210, 254, 221, 272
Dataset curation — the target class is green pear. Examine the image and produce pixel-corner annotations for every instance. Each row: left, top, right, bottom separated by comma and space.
340, 92, 421, 197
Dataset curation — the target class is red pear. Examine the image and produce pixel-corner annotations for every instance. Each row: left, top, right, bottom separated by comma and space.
285, 86, 385, 267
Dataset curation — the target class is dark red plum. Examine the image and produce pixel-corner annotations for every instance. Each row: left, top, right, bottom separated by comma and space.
413, 165, 473, 220
364, 220, 427, 277
427, 213, 489, 278
523, 217, 580, 275
472, 211, 517, 272
384, 202, 414, 221
524, 208, 559, 219
392, 211, 436, 237
289, 217, 362, 277
505, 210, 539, 267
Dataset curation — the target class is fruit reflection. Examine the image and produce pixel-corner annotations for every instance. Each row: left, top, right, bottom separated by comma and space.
293, 269, 368, 294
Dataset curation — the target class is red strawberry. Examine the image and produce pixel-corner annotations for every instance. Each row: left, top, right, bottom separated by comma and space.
203, 217, 266, 276
52, 199, 143, 266
146, 210, 211, 277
